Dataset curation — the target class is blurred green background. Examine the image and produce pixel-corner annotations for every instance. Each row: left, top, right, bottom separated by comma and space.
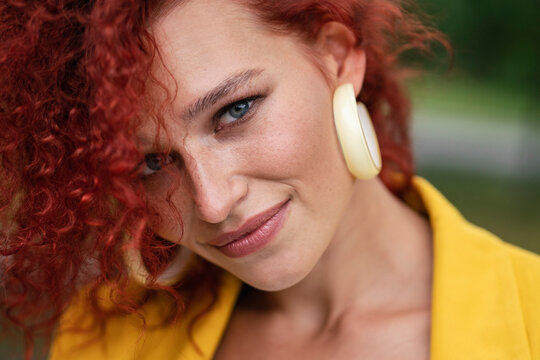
1, 1, 540, 358
409, 0, 540, 254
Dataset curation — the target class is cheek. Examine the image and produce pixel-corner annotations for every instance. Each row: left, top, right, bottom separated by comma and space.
241, 93, 348, 189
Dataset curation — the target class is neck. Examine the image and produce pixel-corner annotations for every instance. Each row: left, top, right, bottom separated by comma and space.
238, 177, 433, 335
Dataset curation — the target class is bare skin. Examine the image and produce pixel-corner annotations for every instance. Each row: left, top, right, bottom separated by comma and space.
214, 179, 433, 360
144, 1, 434, 358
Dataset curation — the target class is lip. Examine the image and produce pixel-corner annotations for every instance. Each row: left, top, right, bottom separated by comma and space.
209, 199, 290, 258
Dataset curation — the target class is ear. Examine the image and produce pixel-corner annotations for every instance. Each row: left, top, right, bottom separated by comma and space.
315, 22, 366, 97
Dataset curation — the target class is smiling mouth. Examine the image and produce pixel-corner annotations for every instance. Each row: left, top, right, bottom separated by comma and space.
209, 199, 290, 258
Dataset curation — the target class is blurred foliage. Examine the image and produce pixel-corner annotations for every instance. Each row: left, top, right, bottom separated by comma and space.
414, 0, 540, 103
410, 0, 540, 123
408, 75, 540, 124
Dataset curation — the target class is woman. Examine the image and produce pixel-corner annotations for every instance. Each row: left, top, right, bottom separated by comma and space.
1, 0, 539, 359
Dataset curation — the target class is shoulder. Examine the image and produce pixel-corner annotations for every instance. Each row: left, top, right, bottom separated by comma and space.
409, 176, 540, 359
431, 224, 540, 359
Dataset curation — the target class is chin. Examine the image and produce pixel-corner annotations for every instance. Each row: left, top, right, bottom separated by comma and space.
234, 262, 312, 292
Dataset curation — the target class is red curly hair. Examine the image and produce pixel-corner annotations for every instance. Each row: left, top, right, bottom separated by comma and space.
0, 0, 448, 358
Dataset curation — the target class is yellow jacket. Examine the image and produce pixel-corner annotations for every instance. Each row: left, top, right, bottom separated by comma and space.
50, 177, 540, 359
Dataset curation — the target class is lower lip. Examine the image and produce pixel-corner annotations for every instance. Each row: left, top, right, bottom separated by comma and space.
215, 201, 290, 258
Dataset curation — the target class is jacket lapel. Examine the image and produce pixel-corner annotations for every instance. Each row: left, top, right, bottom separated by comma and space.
411, 177, 531, 360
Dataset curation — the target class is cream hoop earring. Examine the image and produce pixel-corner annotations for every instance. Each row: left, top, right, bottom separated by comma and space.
333, 83, 382, 179
124, 240, 193, 287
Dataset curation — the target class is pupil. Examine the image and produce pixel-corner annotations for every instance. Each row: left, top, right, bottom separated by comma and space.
230, 101, 248, 118
145, 154, 162, 171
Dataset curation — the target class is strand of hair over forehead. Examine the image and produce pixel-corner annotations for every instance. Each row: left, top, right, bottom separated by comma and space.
0, 0, 448, 358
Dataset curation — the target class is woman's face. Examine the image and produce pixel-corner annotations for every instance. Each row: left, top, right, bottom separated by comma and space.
139, 0, 359, 290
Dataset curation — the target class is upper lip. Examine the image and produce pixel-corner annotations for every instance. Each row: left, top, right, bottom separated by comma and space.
208, 199, 289, 247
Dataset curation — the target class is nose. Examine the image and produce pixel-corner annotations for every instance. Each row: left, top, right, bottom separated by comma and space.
184, 149, 248, 224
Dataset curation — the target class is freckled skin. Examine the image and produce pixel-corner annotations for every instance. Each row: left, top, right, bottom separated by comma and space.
142, 0, 356, 290
139, 1, 433, 358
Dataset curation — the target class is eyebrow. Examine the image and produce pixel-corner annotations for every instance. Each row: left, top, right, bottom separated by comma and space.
181, 68, 264, 122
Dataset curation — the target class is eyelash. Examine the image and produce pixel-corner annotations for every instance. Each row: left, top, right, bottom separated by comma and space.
140, 95, 263, 179
213, 95, 263, 133
139, 152, 178, 180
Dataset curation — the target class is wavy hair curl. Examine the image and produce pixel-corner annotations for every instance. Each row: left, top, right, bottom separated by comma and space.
0, 0, 448, 358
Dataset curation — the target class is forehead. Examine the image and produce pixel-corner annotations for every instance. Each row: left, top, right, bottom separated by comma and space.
140, 0, 319, 145
150, 0, 270, 89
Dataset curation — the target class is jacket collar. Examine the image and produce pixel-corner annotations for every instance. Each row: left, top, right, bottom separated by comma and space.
199, 176, 532, 359
409, 176, 531, 359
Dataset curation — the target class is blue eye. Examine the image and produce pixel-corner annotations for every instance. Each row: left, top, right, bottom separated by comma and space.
140, 153, 176, 177
220, 98, 255, 125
